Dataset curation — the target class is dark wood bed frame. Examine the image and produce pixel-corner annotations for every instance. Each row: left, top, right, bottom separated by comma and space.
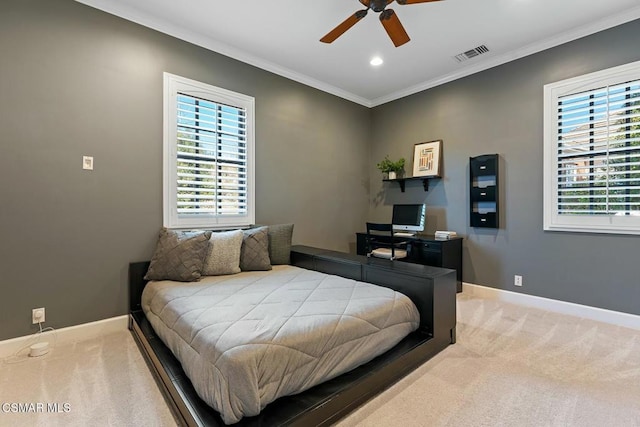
129, 245, 457, 426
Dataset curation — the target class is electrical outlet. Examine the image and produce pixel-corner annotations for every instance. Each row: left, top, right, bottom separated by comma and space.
32, 307, 45, 324
514, 275, 523, 287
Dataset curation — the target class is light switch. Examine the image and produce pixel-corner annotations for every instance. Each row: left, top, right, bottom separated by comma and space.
83, 156, 94, 170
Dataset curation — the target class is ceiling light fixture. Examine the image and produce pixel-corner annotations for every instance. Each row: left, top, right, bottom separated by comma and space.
370, 56, 384, 66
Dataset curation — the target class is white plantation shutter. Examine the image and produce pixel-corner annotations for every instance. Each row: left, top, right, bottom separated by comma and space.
164, 74, 255, 228
176, 95, 247, 215
544, 61, 640, 234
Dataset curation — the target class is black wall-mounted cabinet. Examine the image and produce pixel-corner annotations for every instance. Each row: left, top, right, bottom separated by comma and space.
470, 154, 499, 228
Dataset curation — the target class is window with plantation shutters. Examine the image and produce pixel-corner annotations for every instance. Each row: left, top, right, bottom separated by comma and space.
544, 61, 640, 234
163, 73, 255, 229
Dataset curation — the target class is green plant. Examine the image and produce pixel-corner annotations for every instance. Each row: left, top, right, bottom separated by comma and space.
376, 155, 405, 173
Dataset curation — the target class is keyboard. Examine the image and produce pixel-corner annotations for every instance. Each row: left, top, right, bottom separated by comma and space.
393, 232, 416, 237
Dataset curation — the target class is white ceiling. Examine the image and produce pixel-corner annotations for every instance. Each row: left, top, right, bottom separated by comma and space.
76, 0, 640, 107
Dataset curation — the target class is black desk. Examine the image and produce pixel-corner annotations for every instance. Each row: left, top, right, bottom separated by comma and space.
356, 233, 463, 292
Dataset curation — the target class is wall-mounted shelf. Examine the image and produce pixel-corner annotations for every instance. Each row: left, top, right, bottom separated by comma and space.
382, 176, 432, 192
470, 154, 499, 228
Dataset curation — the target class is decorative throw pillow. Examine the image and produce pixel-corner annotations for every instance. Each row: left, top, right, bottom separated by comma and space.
267, 223, 294, 265
240, 226, 272, 271
202, 229, 244, 276
144, 228, 212, 282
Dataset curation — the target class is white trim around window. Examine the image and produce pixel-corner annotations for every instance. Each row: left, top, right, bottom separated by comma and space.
543, 60, 640, 235
163, 73, 255, 229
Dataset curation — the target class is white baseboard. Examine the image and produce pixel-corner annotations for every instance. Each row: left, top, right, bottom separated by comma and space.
0, 315, 129, 359
462, 282, 640, 331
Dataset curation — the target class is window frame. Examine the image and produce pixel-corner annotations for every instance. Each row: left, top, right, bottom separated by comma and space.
163, 72, 255, 229
543, 60, 640, 235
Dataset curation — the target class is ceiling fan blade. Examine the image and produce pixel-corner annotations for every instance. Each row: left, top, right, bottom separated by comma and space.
320, 10, 368, 43
359, 0, 371, 7
396, 0, 443, 4
379, 9, 410, 47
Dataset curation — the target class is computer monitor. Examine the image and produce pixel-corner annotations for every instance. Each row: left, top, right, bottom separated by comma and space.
392, 204, 426, 233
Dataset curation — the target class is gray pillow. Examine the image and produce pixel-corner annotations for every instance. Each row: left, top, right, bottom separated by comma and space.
267, 223, 294, 265
144, 228, 212, 282
240, 227, 272, 271
202, 229, 244, 276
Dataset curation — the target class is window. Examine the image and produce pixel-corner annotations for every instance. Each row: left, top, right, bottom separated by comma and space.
543, 61, 640, 234
163, 73, 255, 229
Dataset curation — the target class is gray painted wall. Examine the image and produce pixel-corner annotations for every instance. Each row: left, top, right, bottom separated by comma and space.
369, 19, 640, 316
1, 0, 638, 342
0, 0, 370, 340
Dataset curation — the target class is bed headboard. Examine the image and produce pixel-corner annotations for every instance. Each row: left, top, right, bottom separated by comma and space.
129, 261, 150, 312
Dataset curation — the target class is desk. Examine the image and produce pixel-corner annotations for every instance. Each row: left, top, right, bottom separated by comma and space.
356, 233, 463, 292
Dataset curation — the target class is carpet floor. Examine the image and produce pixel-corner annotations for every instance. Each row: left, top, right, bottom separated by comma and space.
1, 293, 639, 426
338, 294, 640, 426
0, 329, 176, 426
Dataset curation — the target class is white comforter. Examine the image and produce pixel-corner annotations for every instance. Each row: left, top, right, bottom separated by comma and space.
142, 265, 419, 424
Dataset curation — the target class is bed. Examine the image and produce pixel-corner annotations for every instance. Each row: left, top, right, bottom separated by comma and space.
129, 244, 457, 426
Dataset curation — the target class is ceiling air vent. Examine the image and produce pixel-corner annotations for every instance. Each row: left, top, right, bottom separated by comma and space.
454, 45, 490, 63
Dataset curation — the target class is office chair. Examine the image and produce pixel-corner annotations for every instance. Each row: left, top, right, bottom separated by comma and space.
365, 222, 408, 260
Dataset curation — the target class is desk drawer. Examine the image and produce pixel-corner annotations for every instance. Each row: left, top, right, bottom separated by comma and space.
412, 242, 442, 265
416, 241, 441, 252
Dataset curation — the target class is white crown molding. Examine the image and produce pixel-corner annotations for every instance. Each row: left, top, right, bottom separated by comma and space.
463, 282, 640, 331
74, 0, 373, 107
371, 5, 640, 106
75, 1, 640, 109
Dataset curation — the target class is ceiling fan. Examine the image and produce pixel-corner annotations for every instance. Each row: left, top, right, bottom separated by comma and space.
320, 0, 443, 48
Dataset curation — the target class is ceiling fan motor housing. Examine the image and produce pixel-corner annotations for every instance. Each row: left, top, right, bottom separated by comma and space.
371, 0, 389, 13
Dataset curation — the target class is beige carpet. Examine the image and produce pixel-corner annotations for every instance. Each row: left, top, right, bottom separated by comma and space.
339, 294, 640, 427
2, 294, 639, 426
0, 331, 176, 427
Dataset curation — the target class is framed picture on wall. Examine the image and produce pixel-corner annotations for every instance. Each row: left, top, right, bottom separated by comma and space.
412, 140, 442, 177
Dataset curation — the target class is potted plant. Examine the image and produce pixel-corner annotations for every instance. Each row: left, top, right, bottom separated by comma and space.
376, 155, 405, 180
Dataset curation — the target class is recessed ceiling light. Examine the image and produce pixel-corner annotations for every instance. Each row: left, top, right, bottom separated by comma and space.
370, 56, 383, 66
